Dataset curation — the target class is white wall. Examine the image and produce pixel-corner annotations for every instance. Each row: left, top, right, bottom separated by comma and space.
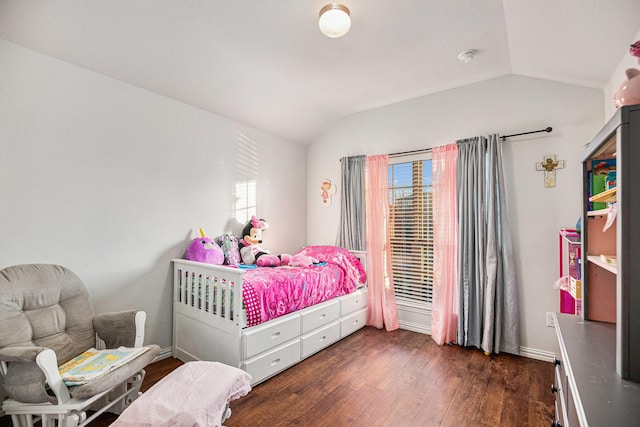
0, 40, 307, 350
306, 75, 603, 356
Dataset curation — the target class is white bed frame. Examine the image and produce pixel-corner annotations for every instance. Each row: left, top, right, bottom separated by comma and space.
172, 252, 367, 385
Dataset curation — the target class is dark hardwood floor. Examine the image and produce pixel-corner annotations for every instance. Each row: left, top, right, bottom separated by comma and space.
1, 327, 555, 426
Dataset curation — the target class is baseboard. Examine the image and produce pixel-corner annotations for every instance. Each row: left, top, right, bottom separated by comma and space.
399, 321, 431, 335
155, 346, 173, 361
398, 326, 555, 363
518, 346, 555, 363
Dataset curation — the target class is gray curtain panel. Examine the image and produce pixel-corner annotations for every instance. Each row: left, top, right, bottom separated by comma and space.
456, 135, 520, 355
336, 155, 366, 251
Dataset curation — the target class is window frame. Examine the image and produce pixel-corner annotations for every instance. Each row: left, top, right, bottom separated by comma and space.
388, 153, 433, 308
234, 180, 257, 224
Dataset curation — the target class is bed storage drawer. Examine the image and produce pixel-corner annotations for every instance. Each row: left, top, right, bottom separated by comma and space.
341, 307, 367, 337
243, 315, 300, 359
341, 288, 368, 316
301, 321, 341, 358
301, 299, 340, 334
243, 340, 301, 385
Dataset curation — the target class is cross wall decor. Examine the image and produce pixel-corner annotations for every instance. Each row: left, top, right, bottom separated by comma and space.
536, 154, 565, 188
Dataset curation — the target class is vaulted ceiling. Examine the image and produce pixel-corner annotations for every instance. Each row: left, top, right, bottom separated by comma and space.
1, 0, 639, 143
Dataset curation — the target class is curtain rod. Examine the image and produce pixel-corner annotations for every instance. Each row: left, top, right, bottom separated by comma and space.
382, 126, 553, 158
501, 126, 552, 141
389, 148, 432, 158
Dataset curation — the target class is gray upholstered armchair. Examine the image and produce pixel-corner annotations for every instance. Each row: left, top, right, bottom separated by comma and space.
0, 264, 160, 427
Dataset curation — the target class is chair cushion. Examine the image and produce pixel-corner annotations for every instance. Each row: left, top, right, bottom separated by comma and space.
2, 358, 56, 404
93, 311, 138, 348
0, 264, 96, 365
1, 264, 160, 407
70, 345, 160, 399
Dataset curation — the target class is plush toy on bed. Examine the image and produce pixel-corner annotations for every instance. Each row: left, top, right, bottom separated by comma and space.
186, 228, 224, 265
240, 216, 292, 267
288, 253, 320, 268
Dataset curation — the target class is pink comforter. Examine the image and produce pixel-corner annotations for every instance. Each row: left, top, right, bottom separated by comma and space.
241, 246, 366, 327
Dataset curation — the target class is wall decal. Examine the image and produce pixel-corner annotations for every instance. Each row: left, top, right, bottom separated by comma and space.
320, 179, 337, 206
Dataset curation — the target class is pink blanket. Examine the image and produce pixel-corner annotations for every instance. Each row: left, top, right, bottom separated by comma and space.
242, 246, 366, 327
111, 361, 251, 427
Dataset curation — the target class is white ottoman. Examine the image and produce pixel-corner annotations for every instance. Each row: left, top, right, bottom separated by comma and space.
111, 361, 252, 427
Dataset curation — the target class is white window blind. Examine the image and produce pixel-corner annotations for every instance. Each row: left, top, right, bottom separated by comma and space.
388, 158, 433, 304
234, 132, 258, 225
235, 180, 256, 224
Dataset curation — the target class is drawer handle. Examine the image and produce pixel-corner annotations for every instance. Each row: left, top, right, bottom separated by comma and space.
354, 319, 359, 325
271, 358, 281, 366
553, 358, 561, 367
320, 335, 326, 341
550, 384, 559, 394
354, 300, 359, 305
319, 314, 326, 319
271, 332, 281, 339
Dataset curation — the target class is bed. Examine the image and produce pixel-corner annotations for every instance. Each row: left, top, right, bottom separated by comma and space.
172, 245, 367, 385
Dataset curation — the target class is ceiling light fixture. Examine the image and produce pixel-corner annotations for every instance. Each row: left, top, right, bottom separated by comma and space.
319, 4, 351, 38
458, 49, 478, 63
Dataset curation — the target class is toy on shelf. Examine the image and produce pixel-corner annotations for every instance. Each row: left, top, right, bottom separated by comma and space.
558, 228, 582, 315
588, 158, 616, 211
630, 40, 640, 64
613, 40, 640, 108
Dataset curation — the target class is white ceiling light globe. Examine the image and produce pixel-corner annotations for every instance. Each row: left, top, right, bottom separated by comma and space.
319, 4, 351, 38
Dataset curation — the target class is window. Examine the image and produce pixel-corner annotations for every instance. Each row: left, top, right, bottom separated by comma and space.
388, 157, 433, 305
234, 131, 258, 225
235, 180, 256, 224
